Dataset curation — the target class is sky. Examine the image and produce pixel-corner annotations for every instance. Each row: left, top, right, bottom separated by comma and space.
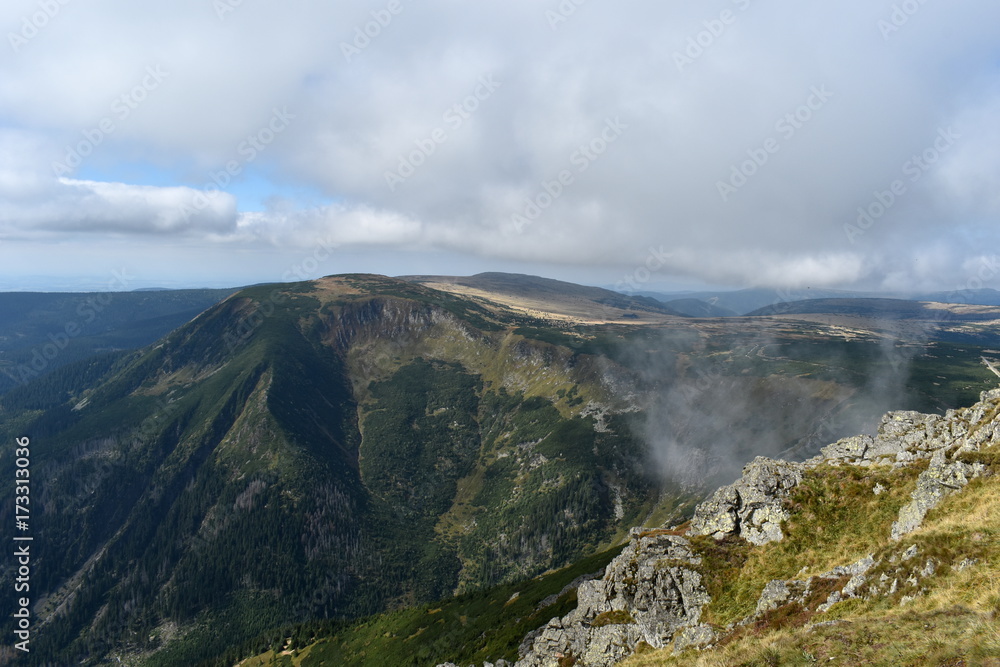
1, 1, 999, 293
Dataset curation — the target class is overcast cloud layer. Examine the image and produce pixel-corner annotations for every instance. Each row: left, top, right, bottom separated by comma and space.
1, 0, 998, 291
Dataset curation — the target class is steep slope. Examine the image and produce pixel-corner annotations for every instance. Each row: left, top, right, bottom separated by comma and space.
229, 391, 1000, 667
506, 387, 1000, 666
0, 275, 664, 665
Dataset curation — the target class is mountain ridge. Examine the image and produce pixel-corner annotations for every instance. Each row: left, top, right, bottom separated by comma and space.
0, 274, 668, 665
2, 273, 999, 665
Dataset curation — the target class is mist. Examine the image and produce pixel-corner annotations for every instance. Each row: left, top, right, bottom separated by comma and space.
616, 314, 939, 490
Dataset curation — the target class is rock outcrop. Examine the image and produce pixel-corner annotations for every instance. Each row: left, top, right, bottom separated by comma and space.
514, 531, 709, 667
689, 457, 803, 545
890, 448, 985, 540
491, 388, 1000, 667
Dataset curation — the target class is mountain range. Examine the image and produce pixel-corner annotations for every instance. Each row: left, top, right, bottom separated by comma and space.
0, 272, 998, 665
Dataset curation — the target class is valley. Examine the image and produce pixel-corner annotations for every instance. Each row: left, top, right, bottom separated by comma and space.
0, 273, 997, 665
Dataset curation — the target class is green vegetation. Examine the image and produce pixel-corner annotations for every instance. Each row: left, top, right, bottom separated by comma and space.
209, 546, 624, 667
627, 606, 1000, 666
694, 462, 925, 627
0, 279, 660, 666
591, 609, 637, 627
1, 276, 997, 666
625, 428, 1000, 666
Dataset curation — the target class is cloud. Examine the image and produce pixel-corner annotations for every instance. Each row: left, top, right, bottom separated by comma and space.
234, 204, 423, 247
1, 0, 999, 289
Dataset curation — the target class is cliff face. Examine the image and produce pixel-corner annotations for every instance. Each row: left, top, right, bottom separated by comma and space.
505, 387, 1000, 667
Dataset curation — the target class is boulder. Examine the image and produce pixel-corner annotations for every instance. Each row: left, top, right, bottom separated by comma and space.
689, 457, 803, 545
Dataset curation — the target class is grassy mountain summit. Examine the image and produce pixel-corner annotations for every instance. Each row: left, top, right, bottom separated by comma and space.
401, 272, 684, 323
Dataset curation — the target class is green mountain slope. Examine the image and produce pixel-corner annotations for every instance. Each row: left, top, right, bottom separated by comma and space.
0, 275, 664, 665
233, 388, 1000, 667
1, 274, 997, 666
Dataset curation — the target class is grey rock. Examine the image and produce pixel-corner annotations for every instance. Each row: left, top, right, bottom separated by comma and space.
755, 580, 792, 616
891, 449, 985, 540
536, 572, 603, 613
955, 558, 978, 572
505, 387, 1000, 667
690, 457, 803, 545
823, 553, 876, 579
821, 434, 873, 461
817, 590, 842, 613
842, 573, 868, 599
673, 625, 717, 653
819, 554, 878, 601
516, 533, 710, 667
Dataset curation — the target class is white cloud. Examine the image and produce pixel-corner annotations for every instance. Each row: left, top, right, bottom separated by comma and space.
1, 0, 999, 289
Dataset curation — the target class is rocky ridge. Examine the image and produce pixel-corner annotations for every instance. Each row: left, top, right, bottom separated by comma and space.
441, 387, 1000, 667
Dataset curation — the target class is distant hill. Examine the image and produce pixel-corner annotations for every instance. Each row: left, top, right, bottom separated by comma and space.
659, 297, 738, 318
747, 297, 1000, 321
401, 272, 685, 322
642, 287, 1000, 317
916, 287, 1000, 306
0, 288, 238, 393
640, 288, 886, 316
